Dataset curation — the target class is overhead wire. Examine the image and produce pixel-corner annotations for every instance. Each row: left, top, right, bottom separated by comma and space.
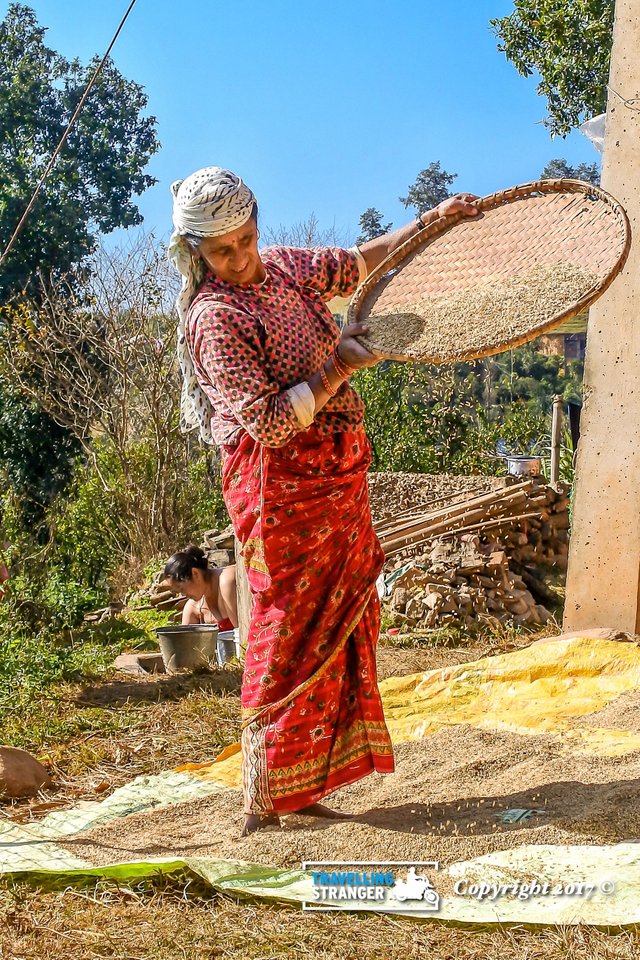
607, 85, 640, 112
0, 0, 140, 273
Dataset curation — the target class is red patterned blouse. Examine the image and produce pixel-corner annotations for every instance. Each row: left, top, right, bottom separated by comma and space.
186, 245, 365, 448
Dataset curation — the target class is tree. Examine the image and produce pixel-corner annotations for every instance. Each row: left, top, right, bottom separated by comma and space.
263, 213, 348, 248
490, 1, 615, 137
540, 158, 600, 185
0, 375, 81, 522
0, 4, 159, 303
0, 4, 159, 533
399, 161, 458, 215
356, 208, 392, 244
0, 237, 193, 557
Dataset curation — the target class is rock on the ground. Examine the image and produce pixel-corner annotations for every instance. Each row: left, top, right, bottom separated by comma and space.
114, 652, 166, 676
0, 746, 52, 799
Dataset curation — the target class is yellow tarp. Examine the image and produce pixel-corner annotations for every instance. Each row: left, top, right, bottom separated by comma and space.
381, 634, 640, 756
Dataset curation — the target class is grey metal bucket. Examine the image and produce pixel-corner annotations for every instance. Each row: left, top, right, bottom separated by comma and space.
216, 628, 241, 666
155, 624, 218, 673
506, 455, 542, 478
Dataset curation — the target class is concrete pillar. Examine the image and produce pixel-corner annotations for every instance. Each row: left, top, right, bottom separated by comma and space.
563, 0, 640, 631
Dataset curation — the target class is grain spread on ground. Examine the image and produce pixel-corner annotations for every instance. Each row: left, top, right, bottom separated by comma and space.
361, 262, 599, 362
61, 689, 640, 895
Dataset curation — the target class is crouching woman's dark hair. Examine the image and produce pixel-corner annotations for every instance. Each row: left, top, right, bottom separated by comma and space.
164, 544, 209, 582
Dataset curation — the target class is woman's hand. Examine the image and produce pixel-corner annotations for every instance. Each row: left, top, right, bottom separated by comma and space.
433, 193, 480, 220
337, 322, 380, 370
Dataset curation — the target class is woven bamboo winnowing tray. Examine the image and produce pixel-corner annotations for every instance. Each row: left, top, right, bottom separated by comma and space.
349, 179, 630, 363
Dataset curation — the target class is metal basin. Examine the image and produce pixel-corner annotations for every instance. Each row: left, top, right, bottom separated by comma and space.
155, 624, 218, 673
217, 628, 241, 665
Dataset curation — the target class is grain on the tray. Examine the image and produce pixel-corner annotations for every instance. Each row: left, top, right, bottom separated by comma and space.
360, 262, 599, 362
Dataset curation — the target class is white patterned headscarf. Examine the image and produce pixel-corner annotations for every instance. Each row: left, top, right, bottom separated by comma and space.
168, 166, 256, 443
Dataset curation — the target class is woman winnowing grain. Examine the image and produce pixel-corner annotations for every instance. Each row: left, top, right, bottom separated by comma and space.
168, 166, 477, 836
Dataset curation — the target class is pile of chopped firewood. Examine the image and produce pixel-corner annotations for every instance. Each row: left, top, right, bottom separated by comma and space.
385, 536, 553, 631
378, 478, 568, 631
375, 478, 569, 570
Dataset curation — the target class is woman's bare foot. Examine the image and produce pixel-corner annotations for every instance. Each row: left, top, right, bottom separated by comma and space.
241, 813, 280, 837
294, 802, 355, 820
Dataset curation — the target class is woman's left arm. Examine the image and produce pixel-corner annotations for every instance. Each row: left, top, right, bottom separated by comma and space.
357, 193, 480, 275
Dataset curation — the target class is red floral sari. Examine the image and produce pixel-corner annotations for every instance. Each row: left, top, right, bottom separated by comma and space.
222, 424, 394, 815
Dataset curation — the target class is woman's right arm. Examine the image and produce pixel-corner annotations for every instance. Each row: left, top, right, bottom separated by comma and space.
190, 303, 380, 446
181, 599, 199, 625
190, 302, 310, 448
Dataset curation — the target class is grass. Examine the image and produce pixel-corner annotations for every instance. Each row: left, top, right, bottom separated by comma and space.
2, 670, 242, 814
378, 618, 559, 652
0, 605, 175, 754
1, 611, 637, 959
1, 881, 639, 960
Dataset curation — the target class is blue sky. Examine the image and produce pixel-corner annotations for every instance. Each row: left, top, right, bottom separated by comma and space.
18, 0, 599, 244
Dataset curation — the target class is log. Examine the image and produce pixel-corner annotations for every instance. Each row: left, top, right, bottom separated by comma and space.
510, 561, 558, 604
377, 482, 534, 544
381, 507, 539, 554
150, 590, 174, 607
383, 511, 543, 557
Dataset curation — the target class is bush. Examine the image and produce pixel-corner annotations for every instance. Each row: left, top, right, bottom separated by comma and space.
27, 436, 230, 602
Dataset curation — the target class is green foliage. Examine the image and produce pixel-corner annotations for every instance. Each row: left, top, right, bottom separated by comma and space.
354, 363, 429, 471
2, 429, 229, 614
355, 360, 482, 473
42, 437, 228, 598
356, 343, 580, 476
541, 158, 600, 184
356, 207, 393, 243
183, 453, 230, 537
490, 0, 614, 137
46, 447, 122, 592
0, 582, 146, 747
0, 3, 159, 302
558, 427, 576, 486
400, 161, 458, 214
487, 344, 584, 410
1, 570, 104, 634
538, 425, 575, 487
0, 375, 81, 521
0, 4, 159, 537
124, 604, 173, 639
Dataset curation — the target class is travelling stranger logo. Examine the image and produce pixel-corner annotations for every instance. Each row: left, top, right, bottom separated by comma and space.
302, 861, 441, 912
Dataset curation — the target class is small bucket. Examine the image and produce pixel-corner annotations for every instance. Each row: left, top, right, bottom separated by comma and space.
217, 628, 241, 666
506, 456, 542, 478
155, 625, 218, 673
